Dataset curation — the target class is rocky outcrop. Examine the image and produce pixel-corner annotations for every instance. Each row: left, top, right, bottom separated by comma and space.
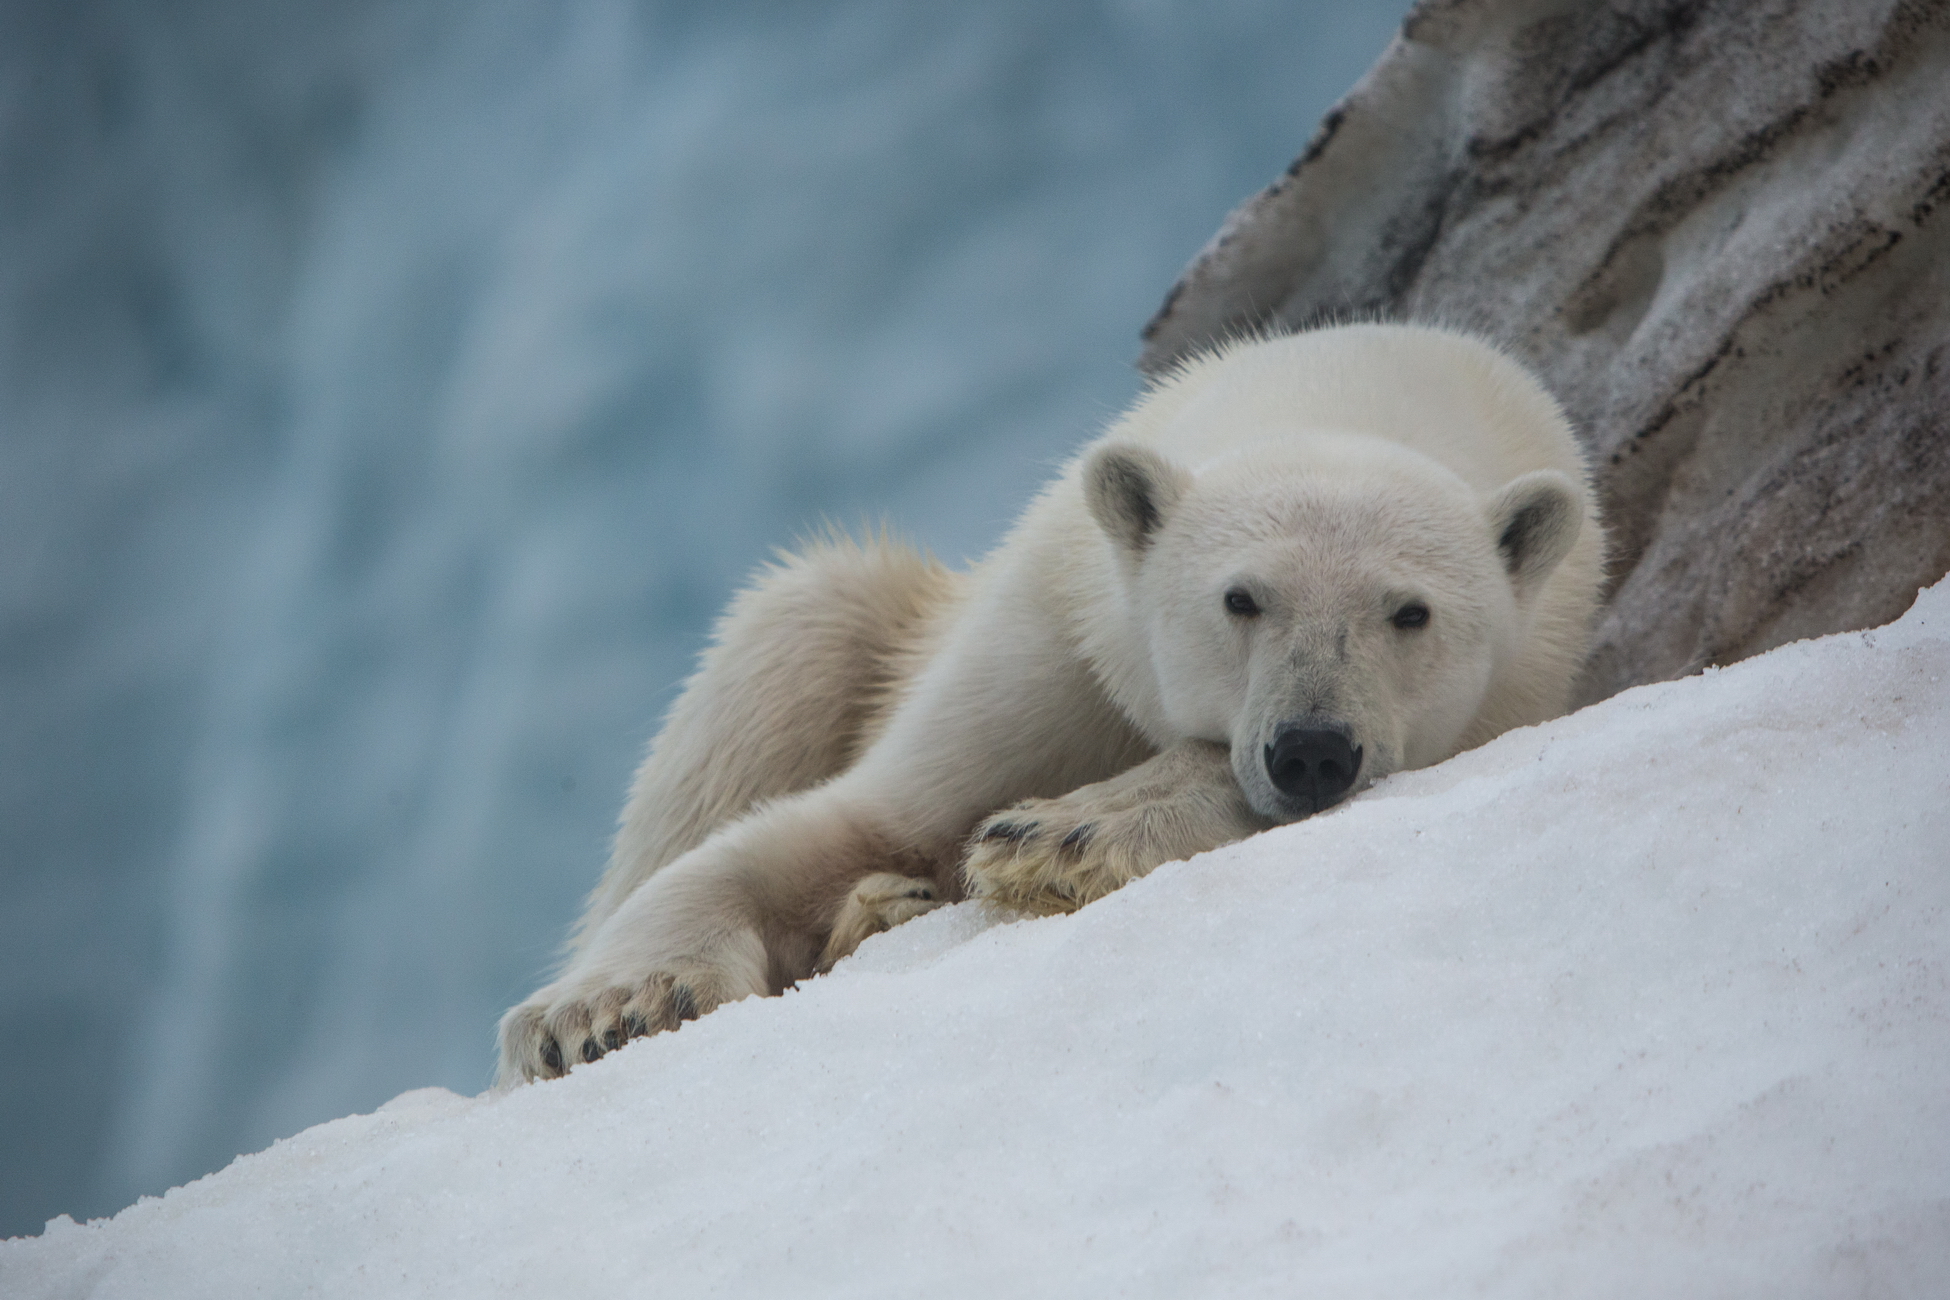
1141, 0, 1950, 702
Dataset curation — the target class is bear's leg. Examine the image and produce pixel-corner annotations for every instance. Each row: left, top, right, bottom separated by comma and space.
571, 532, 960, 949
962, 740, 1272, 915
497, 782, 947, 1084
497, 563, 1152, 1085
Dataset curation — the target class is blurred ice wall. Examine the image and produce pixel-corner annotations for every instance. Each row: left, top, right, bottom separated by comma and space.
0, 0, 1409, 1234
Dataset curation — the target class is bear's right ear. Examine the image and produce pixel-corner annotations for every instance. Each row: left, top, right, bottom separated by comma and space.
1084, 444, 1192, 557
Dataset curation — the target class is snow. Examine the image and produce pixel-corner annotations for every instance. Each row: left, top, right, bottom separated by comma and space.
7, 578, 1947, 1297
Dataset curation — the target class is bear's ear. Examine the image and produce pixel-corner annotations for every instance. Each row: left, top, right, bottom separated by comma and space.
1488, 469, 1582, 598
1084, 444, 1192, 557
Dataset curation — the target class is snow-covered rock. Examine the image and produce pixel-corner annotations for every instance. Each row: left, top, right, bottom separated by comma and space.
1141, 0, 1950, 704
7, 578, 1945, 1297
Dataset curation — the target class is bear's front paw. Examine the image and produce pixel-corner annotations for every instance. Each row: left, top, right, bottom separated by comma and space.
962, 792, 1157, 916
962, 745, 1265, 916
495, 959, 756, 1086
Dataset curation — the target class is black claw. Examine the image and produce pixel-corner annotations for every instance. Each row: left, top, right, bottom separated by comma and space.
903, 884, 935, 900
540, 1037, 563, 1073
601, 1027, 622, 1051
1059, 824, 1096, 856
580, 1037, 602, 1063
981, 820, 1037, 844
623, 1014, 650, 1039
671, 984, 700, 1023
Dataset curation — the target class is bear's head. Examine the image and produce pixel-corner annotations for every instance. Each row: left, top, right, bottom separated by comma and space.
1084, 435, 1583, 822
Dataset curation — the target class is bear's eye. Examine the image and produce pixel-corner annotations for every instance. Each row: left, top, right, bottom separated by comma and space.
1391, 602, 1431, 630
1223, 588, 1261, 618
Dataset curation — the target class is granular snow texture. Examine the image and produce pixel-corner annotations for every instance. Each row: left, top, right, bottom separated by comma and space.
6, 579, 1948, 1298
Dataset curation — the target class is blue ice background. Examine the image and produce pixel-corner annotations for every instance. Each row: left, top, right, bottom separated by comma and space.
0, 0, 1409, 1235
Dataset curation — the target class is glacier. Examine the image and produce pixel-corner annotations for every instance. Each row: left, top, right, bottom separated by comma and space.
5, 577, 1945, 1296
0, 0, 1411, 1235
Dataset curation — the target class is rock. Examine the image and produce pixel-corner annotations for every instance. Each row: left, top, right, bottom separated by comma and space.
1139, 0, 1950, 703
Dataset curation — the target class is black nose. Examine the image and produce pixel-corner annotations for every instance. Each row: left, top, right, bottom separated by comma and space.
1263, 725, 1363, 813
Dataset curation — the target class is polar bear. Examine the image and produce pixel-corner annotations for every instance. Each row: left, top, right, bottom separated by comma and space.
496, 323, 1604, 1084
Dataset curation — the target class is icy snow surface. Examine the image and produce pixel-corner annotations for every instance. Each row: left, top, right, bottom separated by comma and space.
7, 579, 1947, 1297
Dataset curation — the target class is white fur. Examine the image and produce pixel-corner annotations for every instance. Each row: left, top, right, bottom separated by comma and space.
496, 324, 1605, 1085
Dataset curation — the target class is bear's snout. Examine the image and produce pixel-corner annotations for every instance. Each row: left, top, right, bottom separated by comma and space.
1263, 723, 1362, 816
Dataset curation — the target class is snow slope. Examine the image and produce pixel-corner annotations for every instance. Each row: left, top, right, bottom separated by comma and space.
6, 578, 1947, 1298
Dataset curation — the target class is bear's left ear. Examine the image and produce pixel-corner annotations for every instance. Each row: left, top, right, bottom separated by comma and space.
1488, 469, 1582, 599
1084, 443, 1192, 557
